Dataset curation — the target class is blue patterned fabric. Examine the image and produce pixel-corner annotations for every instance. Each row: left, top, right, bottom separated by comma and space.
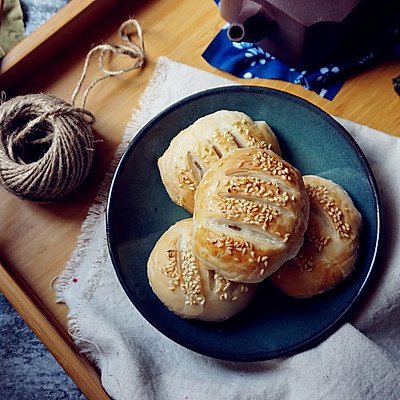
203, 0, 400, 100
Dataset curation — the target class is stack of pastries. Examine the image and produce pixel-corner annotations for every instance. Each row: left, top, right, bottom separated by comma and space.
147, 110, 362, 322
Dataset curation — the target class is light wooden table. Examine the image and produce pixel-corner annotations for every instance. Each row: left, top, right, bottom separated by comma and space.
0, 0, 399, 398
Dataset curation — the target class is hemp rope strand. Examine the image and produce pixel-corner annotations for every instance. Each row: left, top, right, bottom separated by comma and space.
71, 18, 146, 108
0, 18, 146, 202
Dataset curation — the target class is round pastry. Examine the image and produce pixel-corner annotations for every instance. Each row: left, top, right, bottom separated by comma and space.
193, 148, 310, 283
158, 110, 281, 213
147, 218, 258, 321
269, 175, 362, 298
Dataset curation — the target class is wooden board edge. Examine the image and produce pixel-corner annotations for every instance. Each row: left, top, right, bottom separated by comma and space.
0, 0, 117, 92
0, 256, 110, 400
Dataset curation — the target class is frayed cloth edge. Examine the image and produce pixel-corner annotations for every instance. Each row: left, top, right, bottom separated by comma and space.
53, 57, 171, 368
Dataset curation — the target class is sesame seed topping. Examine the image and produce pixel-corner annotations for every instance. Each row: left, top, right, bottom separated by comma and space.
224, 175, 291, 209
295, 253, 314, 272
306, 183, 352, 238
218, 196, 280, 231
306, 218, 331, 250
161, 245, 205, 307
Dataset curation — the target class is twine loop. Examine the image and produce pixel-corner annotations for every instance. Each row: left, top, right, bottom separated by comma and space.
71, 18, 146, 108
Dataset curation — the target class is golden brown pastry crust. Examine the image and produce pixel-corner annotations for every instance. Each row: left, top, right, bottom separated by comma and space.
147, 218, 258, 321
192, 148, 310, 283
158, 110, 281, 213
269, 175, 362, 298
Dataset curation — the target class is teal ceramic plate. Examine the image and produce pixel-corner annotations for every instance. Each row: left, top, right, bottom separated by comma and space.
107, 86, 382, 362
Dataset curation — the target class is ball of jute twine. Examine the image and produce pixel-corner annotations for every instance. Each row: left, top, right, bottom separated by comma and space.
0, 94, 95, 202
0, 18, 145, 202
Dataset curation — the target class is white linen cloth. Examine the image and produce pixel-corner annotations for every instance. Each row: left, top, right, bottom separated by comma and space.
55, 57, 400, 400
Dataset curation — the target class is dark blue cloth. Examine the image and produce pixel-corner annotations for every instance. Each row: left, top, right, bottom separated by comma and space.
203, 0, 400, 100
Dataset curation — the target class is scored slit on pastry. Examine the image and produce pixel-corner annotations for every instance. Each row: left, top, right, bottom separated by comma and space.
187, 151, 207, 184
222, 173, 297, 219
211, 218, 285, 247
